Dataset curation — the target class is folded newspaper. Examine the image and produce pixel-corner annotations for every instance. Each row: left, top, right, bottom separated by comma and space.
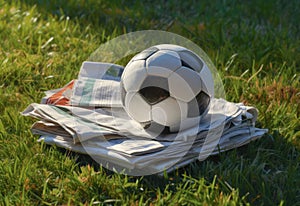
22, 61, 268, 175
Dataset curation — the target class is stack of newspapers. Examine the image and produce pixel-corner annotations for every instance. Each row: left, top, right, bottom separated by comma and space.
22, 61, 268, 175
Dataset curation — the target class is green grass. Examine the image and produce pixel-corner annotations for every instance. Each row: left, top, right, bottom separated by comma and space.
0, 0, 299, 205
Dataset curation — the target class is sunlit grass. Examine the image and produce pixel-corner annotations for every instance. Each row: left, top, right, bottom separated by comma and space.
0, 0, 299, 205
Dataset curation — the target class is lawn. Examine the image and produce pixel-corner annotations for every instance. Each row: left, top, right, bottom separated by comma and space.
0, 0, 299, 205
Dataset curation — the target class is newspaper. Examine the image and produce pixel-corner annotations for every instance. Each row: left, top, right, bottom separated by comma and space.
22, 98, 261, 142
21, 61, 268, 175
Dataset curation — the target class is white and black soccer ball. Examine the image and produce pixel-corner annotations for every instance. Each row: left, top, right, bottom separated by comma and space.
120, 44, 214, 133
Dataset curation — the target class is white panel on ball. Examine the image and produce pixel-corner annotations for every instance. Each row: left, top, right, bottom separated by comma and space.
198, 64, 214, 97
152, 97, 181, 126
146, 51, 181, 77
154, 44, 186, 52
170, 116, 201, 132
122, 60, 147, 92
168, 67, 202, 102
125, 92, 151, 122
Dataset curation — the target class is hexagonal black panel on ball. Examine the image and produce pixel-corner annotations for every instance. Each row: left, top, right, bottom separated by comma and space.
187, 91, 210, 117
139, 75, 170, 105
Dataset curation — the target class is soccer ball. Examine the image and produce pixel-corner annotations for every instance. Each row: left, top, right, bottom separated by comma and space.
120, 44, 214, 133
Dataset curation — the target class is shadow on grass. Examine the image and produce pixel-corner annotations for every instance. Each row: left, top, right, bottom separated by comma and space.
16, 0, 159, 33
19, 0, 116, 24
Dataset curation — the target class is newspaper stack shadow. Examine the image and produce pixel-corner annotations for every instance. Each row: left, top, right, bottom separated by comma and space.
22, 61, 268, 176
